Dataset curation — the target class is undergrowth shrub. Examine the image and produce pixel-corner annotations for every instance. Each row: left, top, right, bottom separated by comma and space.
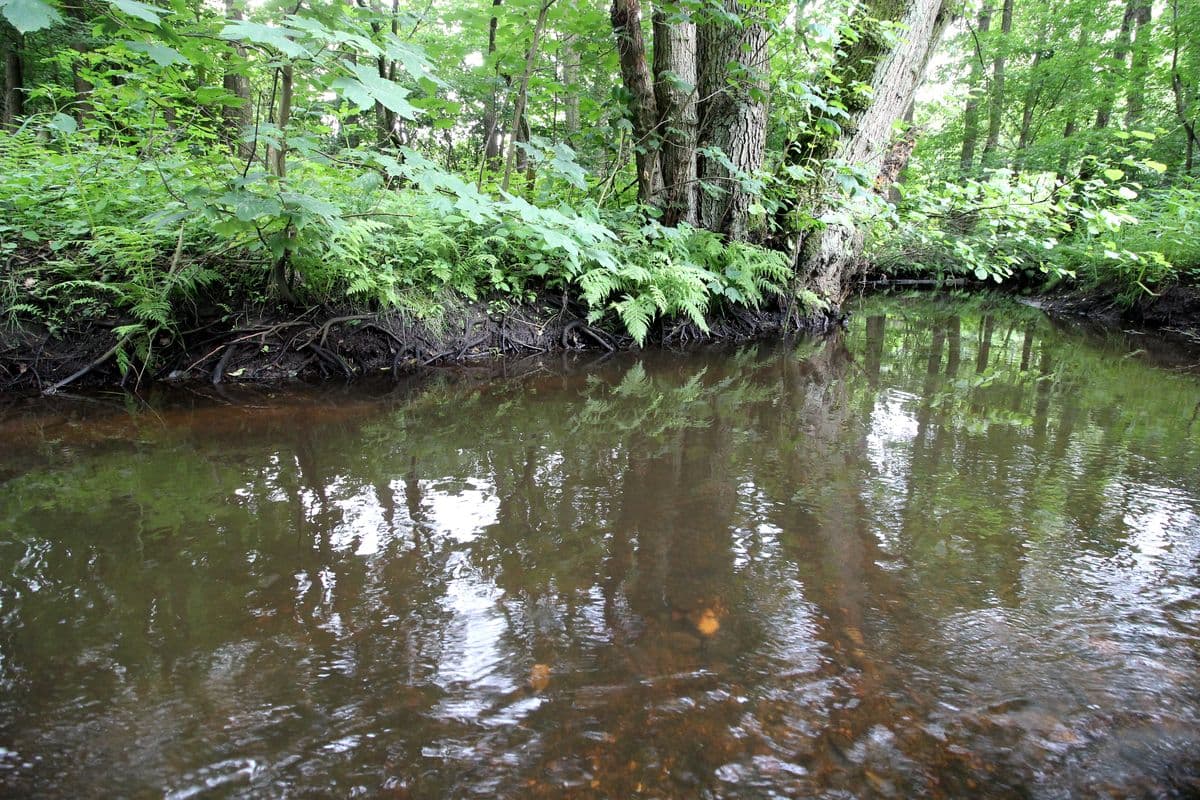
0, 126, 810, 358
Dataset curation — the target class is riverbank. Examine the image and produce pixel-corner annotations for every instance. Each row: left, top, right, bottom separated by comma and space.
1030, 283, 1200, 344
7, 281, 1200, 395
0, 300, 842, 395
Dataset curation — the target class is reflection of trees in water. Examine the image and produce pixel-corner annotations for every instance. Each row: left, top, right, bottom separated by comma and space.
1, 297, 1199, 795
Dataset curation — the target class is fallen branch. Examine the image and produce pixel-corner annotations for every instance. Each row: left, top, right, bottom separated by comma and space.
42, 336, 128, 396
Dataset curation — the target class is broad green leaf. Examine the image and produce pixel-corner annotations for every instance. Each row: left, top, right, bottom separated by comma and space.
1102, 168, 1124, 182
48, 112, 77, 135
109, 0, 163, 24
121, 41, 187, 66
333, 63, 419, 120
218, 191, 283, 221
0, 0, 62, 32
220, 21, 309, 58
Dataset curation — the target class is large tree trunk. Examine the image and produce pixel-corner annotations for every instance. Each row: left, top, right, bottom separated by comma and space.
696, 0, 769, 240
797, 0, 952, 305
958, 4, 992, 173
653, 3, 698, 226
1123, 0, 1152, 128
981, 0, 1013, 163
611, 0, 663, 206
2, 32, 24, 129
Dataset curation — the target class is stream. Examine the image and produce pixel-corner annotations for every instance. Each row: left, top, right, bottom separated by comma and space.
1, 296, 1199, 797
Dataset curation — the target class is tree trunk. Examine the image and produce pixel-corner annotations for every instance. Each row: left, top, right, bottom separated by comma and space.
653, 2, 698, 226
1014, 47, 1046, 167
959, 4, 992, 173
1123, 0, 1152, 128
268, 64, 293, 178
560, 34, 580, 139
797, 0, 952, 305
981, 0, 1013, 163
1094, 0, 1137, 131
882, 103, 916, 204
481, 0, 505, 171
2, 32, 24, 129
1170, 0, 1199, 172
611, 0, 663, 206
696, 0, 769, 240
501, 0, 552, 193
222, 0, 254, 159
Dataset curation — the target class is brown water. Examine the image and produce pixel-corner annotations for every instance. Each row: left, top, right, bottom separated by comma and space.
2, 297, 1199, 798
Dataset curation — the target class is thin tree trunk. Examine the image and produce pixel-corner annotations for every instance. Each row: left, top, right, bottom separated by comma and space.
560, 33, 580, 139
653, 2, 698, 226
1123, 0, 1151, 128
1095, 0, 1137, 131
1014, 47, 1046, 167
481, 0, 505, 170
1170, 0, 1199, 172
797, 0, 952, 305
1056, 25, 1091, 178
697, 0, 769, 239
959, 4, 992, 173
268, 64, 293, 178
2, 33, 24, 129
222, 0, 254, 159
501, 0, 553, 194
611, 0, 663, 206
981, 0, 1013, 163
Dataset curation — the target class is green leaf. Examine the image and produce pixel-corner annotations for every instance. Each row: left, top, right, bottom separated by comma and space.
121, 41, 187, 66
1102, 168, 1125, 182
0, 0, 63, 32
332, 63, 419, 119
48, 112, 77, 135
109, 0, 162, 24
218, 191, 283, 221
220, 21, 309, 58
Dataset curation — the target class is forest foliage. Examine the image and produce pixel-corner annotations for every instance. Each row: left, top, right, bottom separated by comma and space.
0, 0, 1197, 367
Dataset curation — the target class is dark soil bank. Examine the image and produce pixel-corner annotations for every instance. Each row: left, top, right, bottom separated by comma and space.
1032, 284, 1200, 342
0, 302, 841, 395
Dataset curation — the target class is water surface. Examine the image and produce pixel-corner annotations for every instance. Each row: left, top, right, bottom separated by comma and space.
2, 297, 1199, 797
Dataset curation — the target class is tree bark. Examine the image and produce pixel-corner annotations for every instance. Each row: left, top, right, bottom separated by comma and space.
268, 64, 293, 178
501, 0, 552, 193
981, 0, 1013, 163
1123, 0, 1152, 128
1094, 0, 1137, 131
481, 0, 505, 171
611, 0, 663, 206
696, 0, 769, 240
2, 32, 24, 129
1170, 0, 1199, 172
560, 33, 580, 139
1014, 47, 1046, 167
959, 4, 992, 173
653, 2, 698, 226
796, 0, 952, 305
222, 0, 254, 159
